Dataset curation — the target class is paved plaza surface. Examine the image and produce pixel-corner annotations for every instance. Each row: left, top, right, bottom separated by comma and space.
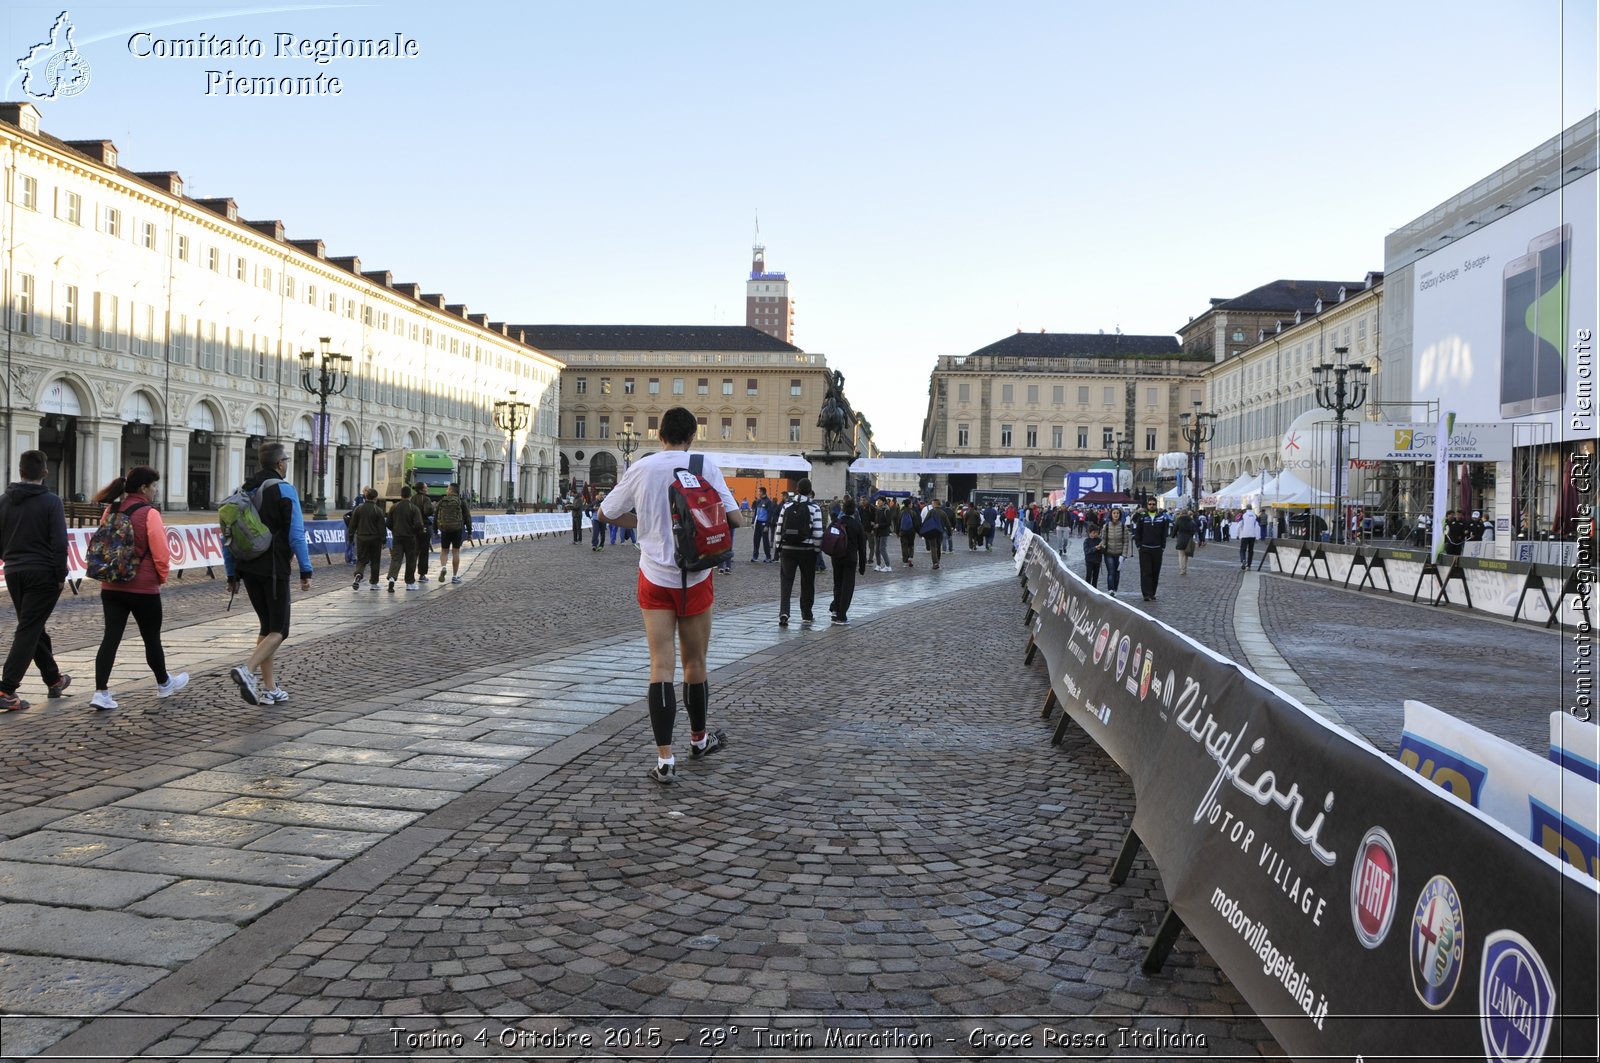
0, 528, 1569, 1059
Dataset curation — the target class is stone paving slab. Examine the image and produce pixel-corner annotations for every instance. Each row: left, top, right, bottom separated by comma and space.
88, 840, 341, 886
47, 806, 282, 848
0, 951, 165, 1019
242, 825, 390, 860
127, 879, 296, 924
0, 902, 235, 966
255, 741, 413, 766
203, 797, 423, 832
0, 830, 139, 866
297, 781, 463, 812
0, 859, 175, 908
160, 769, 324, 800
110, 787, 233, 814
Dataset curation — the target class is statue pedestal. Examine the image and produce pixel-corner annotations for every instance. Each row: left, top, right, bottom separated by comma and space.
803, 451, 853, 501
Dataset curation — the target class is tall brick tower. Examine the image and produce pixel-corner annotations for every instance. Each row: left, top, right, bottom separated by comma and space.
744, 221, 793, 343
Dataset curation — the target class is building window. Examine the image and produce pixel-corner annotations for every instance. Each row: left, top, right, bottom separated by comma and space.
697, 416, 708, 434
1001, 384, 1014, 403
104, 207, 121, 237
746, 378, 758, 396
790, 378, 802, 397
12, 274, 34, 332
789, 418, 801, 443
1027, 384, 1039, 404
327, 292, 337, 312
746, 417, 757, 442
722, 379, 733, 396
1102, 386, 1114, 404
1025, 425, 1038, 448
169, 312, 187, 362
1052, 385, 1064, 405
96, 293, 119, 349
623, 377, 635, 395
1077, 427, 1088, 448
140, 221, 156, 249
672, 377, 685, 395
599, 416, 610, 439
207, 247, 221, 272
18, 175, 36, 210
1052, 426, 1063, 449
575, 377, 587, 394
1102, 427, 1114, 448
1189, 388, 1200, 406
60, 284, 80, 341
285, 276, 296, 299
697, 378, 709, 396
574, 415, 587, 439
175, 234, 189, 261
1232, 329, 1245, 342
648, 377, 660, 395
1077, 386, 1089, 405
1145, 387, 1158, 406
62, 190, 81, 224
262, 268, 273, 290
1000, 424, 1013, 448
647, 415, 659, 430
597, 377, 611, 395
958, 381, 970, 403
957, 423, 969, 447
721, 416, 732, 440
1145, 428, 1157, 450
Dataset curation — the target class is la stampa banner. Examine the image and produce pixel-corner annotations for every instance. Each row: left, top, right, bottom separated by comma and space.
1019, 532, 1597, 1061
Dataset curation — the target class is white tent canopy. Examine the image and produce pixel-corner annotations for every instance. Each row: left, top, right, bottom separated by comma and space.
1256, 468, 1331, 508
1209, 472, 1266, 509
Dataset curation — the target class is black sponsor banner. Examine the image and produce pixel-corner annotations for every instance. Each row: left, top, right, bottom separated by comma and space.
1021, 533, 1597, 1061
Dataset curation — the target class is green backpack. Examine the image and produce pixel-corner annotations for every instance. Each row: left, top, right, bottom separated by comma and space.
218, 478, 280, 560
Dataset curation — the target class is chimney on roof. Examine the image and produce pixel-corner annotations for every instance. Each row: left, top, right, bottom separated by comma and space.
135, 171, 184, 196
290, 238, 326, 259
247, 219, 285, 241
328, 255, 361, 275
64, 139, 118, 167
361, 270, 393, 288
0, 102, 41, 134
195, 197, 239, 222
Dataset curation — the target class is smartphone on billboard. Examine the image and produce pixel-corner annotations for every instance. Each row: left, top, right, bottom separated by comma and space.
1499, 252, 1539, 417
1529, 223, 1570, 414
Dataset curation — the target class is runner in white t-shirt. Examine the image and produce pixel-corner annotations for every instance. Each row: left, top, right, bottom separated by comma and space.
600, 407, 743, 784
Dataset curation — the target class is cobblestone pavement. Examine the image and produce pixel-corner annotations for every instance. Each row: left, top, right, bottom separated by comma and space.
0, 529, 1563, 1059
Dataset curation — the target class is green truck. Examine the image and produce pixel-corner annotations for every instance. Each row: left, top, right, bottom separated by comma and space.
373, 449, 454, 500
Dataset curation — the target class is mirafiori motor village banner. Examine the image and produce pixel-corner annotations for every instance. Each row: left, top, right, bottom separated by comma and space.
1015, 528, 1597, 1061
0, 512, 587, 582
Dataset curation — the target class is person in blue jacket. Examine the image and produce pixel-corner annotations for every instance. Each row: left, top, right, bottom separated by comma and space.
222, 441, 314, 706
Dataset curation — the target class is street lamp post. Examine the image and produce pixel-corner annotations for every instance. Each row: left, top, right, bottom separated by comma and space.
1312, 347, 1371, 544
618, 427, 639, 472
1105, 434, 1133, 498
1179, 401, 1217, 511
298, 336, 351, 520
492, 390, 532, 514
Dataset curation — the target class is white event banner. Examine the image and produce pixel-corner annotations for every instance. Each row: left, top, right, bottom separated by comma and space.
1352, 421, 1514, 462
849, 457, 1023, 474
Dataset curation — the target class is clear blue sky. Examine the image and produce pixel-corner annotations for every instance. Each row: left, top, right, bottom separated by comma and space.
6, 1, 1596, 449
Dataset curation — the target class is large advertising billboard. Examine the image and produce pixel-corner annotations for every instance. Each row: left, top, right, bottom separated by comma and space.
1411, 170, 1597, 444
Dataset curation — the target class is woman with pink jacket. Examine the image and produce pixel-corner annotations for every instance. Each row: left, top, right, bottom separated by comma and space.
90, 466, 187, 710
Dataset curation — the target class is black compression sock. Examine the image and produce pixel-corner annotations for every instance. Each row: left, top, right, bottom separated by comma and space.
683, 681, 709, 735
648, 681, 677, 746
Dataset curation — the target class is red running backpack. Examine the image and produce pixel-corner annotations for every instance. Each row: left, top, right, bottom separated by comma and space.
669, 454, 733, 572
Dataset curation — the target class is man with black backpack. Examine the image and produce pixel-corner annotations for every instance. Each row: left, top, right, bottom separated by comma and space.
222, 441, 314, 706
433, 482, 471, 584
599, 407, 742, 785
775, 477, 825, 628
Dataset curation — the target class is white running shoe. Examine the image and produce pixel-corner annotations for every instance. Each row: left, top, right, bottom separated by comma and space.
261, 687, 289, 704
156, 672, 189, 698
405, 583, 419, 591
90, 690, 118, 710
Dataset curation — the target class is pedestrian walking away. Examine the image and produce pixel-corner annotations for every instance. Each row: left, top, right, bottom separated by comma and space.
827, 497, 868, 624
349, 487, 389, 590
570, 496, 584, 544
599, 407, 743, 784
590, 493, 608, 550
434, 482, 472, 584
1100, 506, 1128, 595
1129, 498, 1171, 602
385, 486, 424, 591
0, 450, 71, 711
411, 483, 435, 581
1173, 507, 1198, 576
896, 501, 918, 567
1237, 505, 1261, 570
221, 441, 314, 706
920, 499, 947, 570
87, 466, 188, 710
776, 478, 825, 627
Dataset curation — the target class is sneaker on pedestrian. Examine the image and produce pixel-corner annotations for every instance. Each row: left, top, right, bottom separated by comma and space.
352, 577, 362, 590
156, 672, 189, 698
46, 674, 71, 698
418, 574, 429, 583
370, 581, 381, 590
778, 614, 789, 628
801, 615, 814, 626
261, 686, 289, 704
832, 616, 849, 625
0, 691, 30, 712
229, 665, 261, 706
388, 580, 396, 593
406, 582, 419, 591
690, 730, 727, 759
451, 576, 462, 584
648, 760, 676, 784
90, 690, 118, 710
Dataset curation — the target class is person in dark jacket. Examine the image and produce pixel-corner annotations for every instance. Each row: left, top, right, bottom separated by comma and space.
89, 466, 187, 710
570, 495, 583, 544
964, 505, 982, 550
411, 484, 435, 581
828, 497, 868, 624
775, 479, 824, 626
1082, 521, 1103, 588
223, 441, 314, 706
920, 499, 948, 570
0, 450, 71, 711
386, 485, 424, 591
1128, 499, 1171, 602
349, 487, 389, 590
1172, 508, 1198, 576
